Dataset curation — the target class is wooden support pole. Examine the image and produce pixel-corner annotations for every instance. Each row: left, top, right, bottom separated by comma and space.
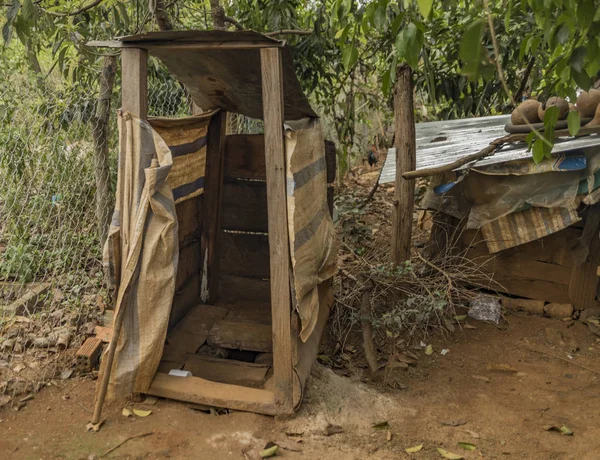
121, 49, 148, 119
391, 64, 416, 264
260, 47, 294, 414
90, 48, 147, 429
201, 110, 227, 303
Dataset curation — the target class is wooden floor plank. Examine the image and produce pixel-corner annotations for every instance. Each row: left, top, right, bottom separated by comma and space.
147, 373, 277, 415
183, 354, 270, 387
162, 304, 229, 362
221, 300, 272, 325
208, 319, 272, 352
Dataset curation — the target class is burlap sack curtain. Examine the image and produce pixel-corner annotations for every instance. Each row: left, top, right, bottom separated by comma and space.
101, 111, 215, 399
285, 119, 337, 342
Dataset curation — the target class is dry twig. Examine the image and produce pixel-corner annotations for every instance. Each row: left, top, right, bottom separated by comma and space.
100, 431, 153, 458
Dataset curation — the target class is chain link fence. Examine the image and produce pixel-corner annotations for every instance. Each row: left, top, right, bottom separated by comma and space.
0, 56, 196, 399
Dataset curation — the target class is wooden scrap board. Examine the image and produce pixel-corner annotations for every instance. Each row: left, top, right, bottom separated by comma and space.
161, 304, 229, 363
183, 354, 270, 387
208, 319, 272, 352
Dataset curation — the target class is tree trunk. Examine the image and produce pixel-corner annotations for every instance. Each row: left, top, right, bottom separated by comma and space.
92, 55, 117, 247
155, 0, 174, 31
210, 0, 226, 29
390, 64, 416, 264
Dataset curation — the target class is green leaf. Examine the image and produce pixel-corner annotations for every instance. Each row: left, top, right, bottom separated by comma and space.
405, 444, 423, 453
21, 0, 35, 21
342, 43, 358, 70
560, 425, 574, 436
532, 139, 550, 163
2, 0, 21, 45
457, 442, 477, 451
567, 110, 581, 136
260, 445, 279, 458
572, 68, 591, 90
459, 20, 486, 81
334, 26, 345, 40
436, 447, 464, 459
543, 105, 559, 129
555, 24, 570, 45
417, 0, 434, 19
374, 5, 386, 31
382, 67, 392, 96
396, 22, 422, 69
391, 13, 405, 36
569, 47, 587, 74
372, 421, 390, 430
115, 2, 130, 28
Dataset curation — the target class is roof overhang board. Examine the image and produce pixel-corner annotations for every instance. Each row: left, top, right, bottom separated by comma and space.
88, 30, 316, 121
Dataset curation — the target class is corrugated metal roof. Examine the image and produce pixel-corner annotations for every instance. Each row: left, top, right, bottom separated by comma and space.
380, 114, 600, 184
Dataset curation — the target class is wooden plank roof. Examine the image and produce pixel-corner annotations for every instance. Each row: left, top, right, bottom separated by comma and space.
88, 30, 317, 121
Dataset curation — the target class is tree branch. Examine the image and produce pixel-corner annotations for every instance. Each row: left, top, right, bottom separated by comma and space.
40, 0, 106, 17
513, 56, 536, 105
265, 29, 312, 37
224, 15, 243, 30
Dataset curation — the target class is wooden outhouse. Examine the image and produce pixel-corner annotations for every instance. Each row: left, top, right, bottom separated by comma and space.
89, 31, 336, 419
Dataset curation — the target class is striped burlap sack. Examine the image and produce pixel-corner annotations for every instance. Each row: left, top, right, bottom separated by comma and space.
285, 119, 337, 342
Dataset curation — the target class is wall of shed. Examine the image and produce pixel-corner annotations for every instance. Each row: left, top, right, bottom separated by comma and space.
440, 216, 599, 307
170, 195, 203, 330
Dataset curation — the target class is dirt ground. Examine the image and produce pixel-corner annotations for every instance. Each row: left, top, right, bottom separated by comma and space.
1, 312, 599, 459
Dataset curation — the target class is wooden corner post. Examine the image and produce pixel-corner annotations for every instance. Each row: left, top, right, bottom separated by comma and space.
391, 64, 416, 264
260, 47, 294, 414
202, 110, 227, 303
121, 48, 148, 119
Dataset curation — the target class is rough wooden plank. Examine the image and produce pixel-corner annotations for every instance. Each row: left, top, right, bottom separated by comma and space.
176, 241, 201, 292
219, 275, 271, 303
163, 304, 229, 362
169, 276, 200, 331
147, 372, 277, 415
260, 47, 294, 413
219, 231, 270, 279
183, 355, 270, 387
224, 134, 266, 180
201, 111, 227, 303
208, 319, 273, 352
121, 48, 147, 119
177, 195, 202, 247
569, 206, 600, 310
222, 300, 272, 325
221, 179, 268, 232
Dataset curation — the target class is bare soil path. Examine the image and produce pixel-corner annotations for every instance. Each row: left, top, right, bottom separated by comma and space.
1, 312, 599, 459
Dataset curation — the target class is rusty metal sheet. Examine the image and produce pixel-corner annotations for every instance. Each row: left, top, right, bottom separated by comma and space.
380, 114, 600, 184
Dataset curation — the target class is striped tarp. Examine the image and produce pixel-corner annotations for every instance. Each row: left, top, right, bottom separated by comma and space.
285, 119, 337, 342
149, 112, 216, 204
101, 111, 180, 398
480, 206, 580, 253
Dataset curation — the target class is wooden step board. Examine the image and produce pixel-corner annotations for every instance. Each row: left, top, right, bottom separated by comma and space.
183, 354, 270, 388
161, 304, 229, 365
208, 301, 273, 352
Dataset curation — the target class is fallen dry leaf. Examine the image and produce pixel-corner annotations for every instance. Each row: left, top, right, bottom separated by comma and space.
457, 441, 476, 451
122, 408, 133, 417
486, 364, 519, 373
464, 429, 480, 439
405, 444, 423, 453
437, 447, 464, 459
324, 424, 344, 436
133, 409, 152, 417
472, 375, 490, 383
386, 430, 392, 441
441, 419, 467, 427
